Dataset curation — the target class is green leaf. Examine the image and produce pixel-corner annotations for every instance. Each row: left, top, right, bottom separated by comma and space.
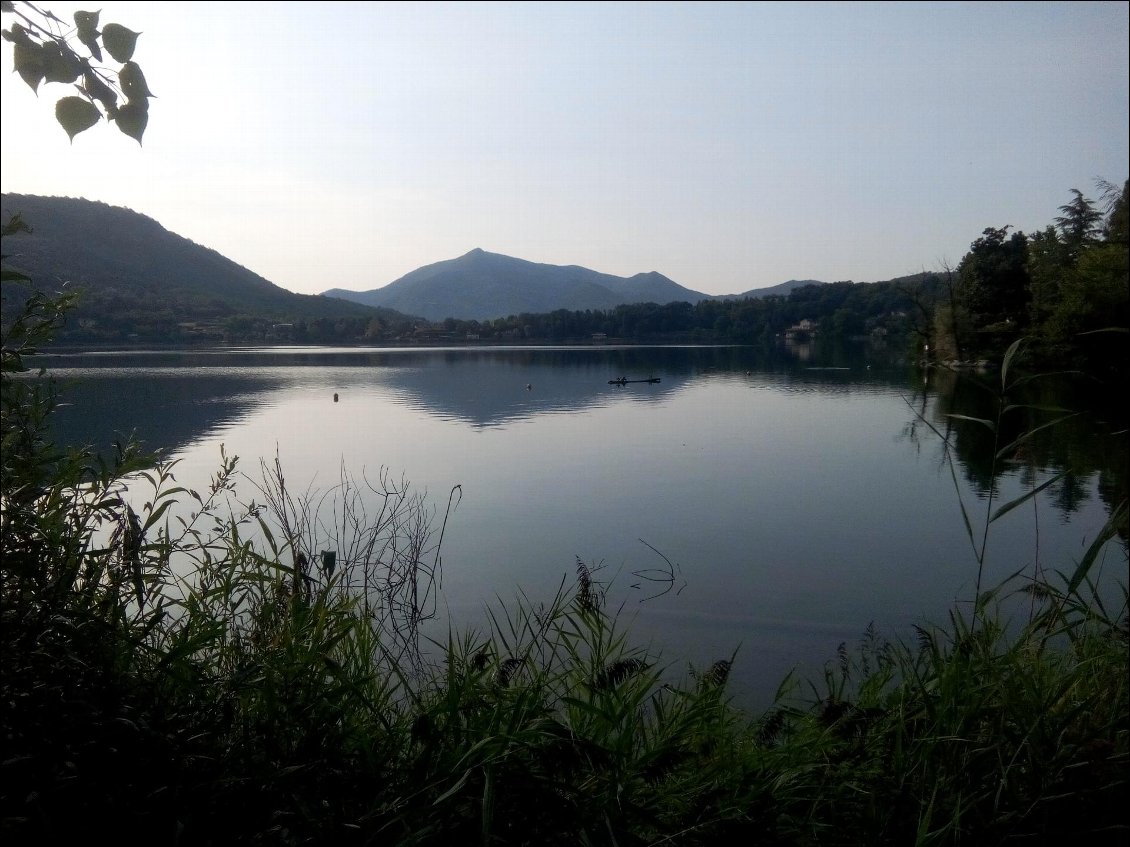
994, 413, 1078, 461
142, 499, 176, 533
1077, 326, 1129, 336
1067, 500, 1127, 594
73, 10, 101, 35
79, 34, 101, 61
1000, 403, 1074, 416
55, 95, 101, 141
1000, 337, 1025, 391
73, 10, 102, 61
119, 61, 153, 102
41, 41, 83, 85
82, 68, 117, 111
988, 470, 1067, 524
3, 23, 37, 48
101, 23, 139, 63
255, 514, 278, 555
114, 100, 147, 143
432, 768, 473, 805
12, 41, 46, 92
945, 413, 996, 433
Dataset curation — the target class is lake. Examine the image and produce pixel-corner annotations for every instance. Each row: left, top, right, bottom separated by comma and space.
31, 344, 1127, 712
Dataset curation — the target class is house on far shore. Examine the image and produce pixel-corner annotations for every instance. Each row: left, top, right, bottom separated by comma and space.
269, 323, 295, 342
784, 319, 818, 340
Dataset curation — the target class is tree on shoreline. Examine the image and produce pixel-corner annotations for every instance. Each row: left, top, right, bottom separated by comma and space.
932, 179, 1128, 374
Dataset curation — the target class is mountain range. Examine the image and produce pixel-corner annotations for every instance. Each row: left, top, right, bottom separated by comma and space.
323, 249, 708, 321
323, 249, 827, 321
2, 194, 836, 332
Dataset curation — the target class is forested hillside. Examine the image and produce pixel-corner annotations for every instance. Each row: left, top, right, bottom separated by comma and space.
433, 272, 935, 347
4, 183, 1124, 360
1, 194, 412, 343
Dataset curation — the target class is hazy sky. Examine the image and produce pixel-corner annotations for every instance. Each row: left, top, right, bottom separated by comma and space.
2, 1, 1127, 297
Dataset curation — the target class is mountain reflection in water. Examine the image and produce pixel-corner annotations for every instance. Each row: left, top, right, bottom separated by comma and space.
24, 345, 1125, 711
39, 345, 898, 446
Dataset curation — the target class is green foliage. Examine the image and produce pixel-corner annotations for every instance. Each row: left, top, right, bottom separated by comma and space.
769, 341, 1129, 844
910, 339, 1092, 597
766, 579, 1128, 846
1055, 188, 1104, 255
930, 181, 1129, 375
916, 360, 1128, 532
1, 286, 1128, 843
2, 6, 1126, 841
53, 94, 100, 139
957, 226, 1031, 332
432, 275, 932, 348
2, 1, 152, 143
1, 194, 406, 344
1100, 179, 1128, 244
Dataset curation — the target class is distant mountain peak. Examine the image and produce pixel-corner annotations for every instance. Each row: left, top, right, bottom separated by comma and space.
323, 250, 709, 321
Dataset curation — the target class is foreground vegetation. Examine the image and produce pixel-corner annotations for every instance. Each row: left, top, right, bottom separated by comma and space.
2, 286, 1127, 845
2, 5, 1126, 843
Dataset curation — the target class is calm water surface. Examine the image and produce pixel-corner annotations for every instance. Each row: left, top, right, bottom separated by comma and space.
34, 345, 1125, 711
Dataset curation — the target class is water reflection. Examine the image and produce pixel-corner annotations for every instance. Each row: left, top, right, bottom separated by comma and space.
32, 346, 1125, 532
47, 368, 279, 459
907, 366, 1128, 527
22, 345, 1124, 711
36, 345, 923, 440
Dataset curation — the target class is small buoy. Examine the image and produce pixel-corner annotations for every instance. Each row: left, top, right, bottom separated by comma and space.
333, 393, 339, 402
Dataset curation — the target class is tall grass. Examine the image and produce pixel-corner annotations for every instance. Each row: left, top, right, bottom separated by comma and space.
2, 314, 1126, 844
759, 570, 1127, 845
